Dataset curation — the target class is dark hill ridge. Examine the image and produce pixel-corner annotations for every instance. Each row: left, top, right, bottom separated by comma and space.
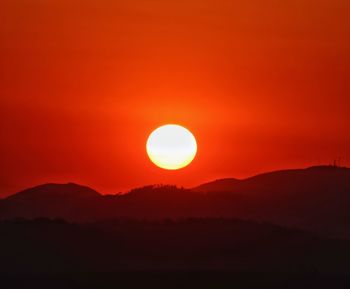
7, 183, 101, 201
1, 166, 350, 237
194, 178, 241, 193
0, 183, 102, 222
193, 165, 350, 194
192, 166, 350, 237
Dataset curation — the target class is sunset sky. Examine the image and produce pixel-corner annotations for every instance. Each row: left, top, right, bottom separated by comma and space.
1, 0, 349, 196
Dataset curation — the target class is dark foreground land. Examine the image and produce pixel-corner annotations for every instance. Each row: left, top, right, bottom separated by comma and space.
1, 218, 350, 288
2, 271, 350, 289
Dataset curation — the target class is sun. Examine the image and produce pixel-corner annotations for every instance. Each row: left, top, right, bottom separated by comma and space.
146, 124, 197, 170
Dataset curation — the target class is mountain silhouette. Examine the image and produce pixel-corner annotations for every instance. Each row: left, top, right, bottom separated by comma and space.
193, 166, 350, 194
192, 165, 350, 237
194, 178, 241, 193
1, 166, 350, 237
0, 183, 101, 221
2, 168, 350, 288
8, 183, 100, 200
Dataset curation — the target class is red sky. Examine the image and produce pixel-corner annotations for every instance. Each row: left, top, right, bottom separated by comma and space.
1, 0, 350, 196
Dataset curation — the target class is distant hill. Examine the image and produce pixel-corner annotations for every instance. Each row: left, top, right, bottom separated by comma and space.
7, 183, 101, 201
192, 166, 350, 237
194, 178, 241, 193
1, 166, 350, 237
193, 166, 350, 194
0, 183, 101, 221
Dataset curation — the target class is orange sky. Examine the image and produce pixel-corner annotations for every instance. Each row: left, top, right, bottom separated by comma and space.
1, 0, 350, 196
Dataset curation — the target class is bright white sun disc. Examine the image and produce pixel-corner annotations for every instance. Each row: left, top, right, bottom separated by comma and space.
146, 124, 197, 170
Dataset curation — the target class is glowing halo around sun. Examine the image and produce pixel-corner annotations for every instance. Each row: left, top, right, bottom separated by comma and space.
146, 124, 197, 170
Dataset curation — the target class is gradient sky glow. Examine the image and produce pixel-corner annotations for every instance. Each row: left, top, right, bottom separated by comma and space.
1, 0, 350, 196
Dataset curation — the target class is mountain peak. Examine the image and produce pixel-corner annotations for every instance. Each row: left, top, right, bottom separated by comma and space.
305, 165, 350, 171
6, 183, 101, 201
193, 166, 350, 194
